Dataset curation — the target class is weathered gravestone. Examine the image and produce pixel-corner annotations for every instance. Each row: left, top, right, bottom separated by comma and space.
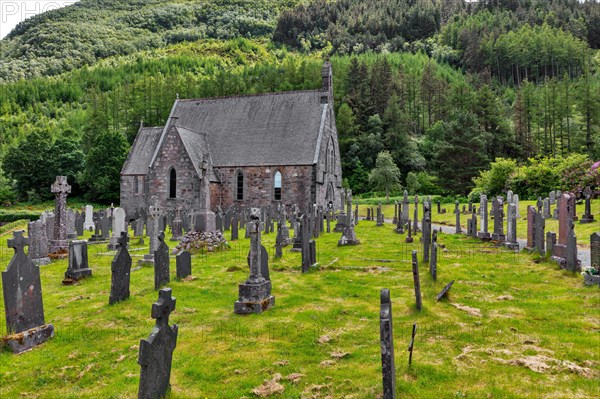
170, 209, 183, 241
109, 232, 132, 305
380, 288, 396, 399
275, 223, 283, 259
231, 212, 239, 241
546, 232, 556, 259
422, 203, 431, 263
435, 280, 455, 301
393, 201, 398, 225
100, 214, 110, 240
580, 187, 595, 224
138, 288, 178, 399
176, 250, 191, 280
491, 197, 505, 241
301, 214, 314, 273
549, 191, 556, 205
234, 209, 275, 314
140, 198, 161, 266
63, 240, 92, 283
84, 205, 95, 231
430, 242, 438, 282
543, 198, 551, 219
49, 176, 71, 255
2, 231, 54, 353
412, 250, 422, 311
28, 219, 50, 265
339, 197, 360, 246
66, 208, 77, 240
154, 232, 170, 290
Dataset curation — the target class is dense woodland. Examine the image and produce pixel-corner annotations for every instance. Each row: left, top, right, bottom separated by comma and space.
0, 0, 598, 204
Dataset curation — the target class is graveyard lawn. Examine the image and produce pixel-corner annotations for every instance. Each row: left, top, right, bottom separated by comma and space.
0, 222, 598, 398
358, 199, 600, 247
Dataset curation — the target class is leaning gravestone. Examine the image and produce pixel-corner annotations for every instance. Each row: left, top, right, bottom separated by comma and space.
380, 288, 396, 399
234, 208, 275, 314
412, 250, 422, 311
154, 232, 170, 290
63, 240, 92, 283
176, 250, 191, 280
138, 288, 178, 399
2, 231, 54, 353
28, 219, 50, 265
109, 232, 132, 305
49, 176, 71, 255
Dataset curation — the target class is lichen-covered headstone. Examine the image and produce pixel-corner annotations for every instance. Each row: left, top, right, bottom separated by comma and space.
154, 232, 170, 290
2, 230, 54, 353
109, 232, 132, 305
28, 219, 50, 266
138, 288, 178, 399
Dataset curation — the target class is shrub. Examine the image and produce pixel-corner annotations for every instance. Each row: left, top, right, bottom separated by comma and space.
471, 158, 517, 197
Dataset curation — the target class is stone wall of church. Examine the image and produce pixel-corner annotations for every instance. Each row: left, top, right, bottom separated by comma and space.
212, 165, 315, 211
145, 127, 201, 216
120, 175, 147, 220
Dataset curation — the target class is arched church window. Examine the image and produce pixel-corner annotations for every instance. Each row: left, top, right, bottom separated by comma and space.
134, 176, 139, 195
327, 139, 335, 174
169, 168, 177, 198
274, 171, 282, 201
236, 170, 244, 200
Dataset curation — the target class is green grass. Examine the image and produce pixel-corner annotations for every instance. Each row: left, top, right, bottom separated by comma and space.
357, 199, 600, 247
0, 220, 598, 398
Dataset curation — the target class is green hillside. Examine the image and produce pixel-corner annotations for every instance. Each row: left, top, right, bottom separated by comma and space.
0, 0, 598, 205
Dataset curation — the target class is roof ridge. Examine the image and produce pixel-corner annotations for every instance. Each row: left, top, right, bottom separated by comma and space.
177, 89, 321, 103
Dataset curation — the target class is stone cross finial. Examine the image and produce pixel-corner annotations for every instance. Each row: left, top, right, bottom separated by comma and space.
8, 230, 29, 254
118, 231, 129, 248
51, 176, 71, 195
151, 288, 176, 329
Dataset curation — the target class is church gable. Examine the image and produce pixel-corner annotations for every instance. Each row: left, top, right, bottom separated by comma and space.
121, 126, 163, 176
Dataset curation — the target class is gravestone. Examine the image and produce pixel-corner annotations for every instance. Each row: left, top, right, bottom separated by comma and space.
215, 208, 223, 232
543, 198, 551, 219
591, 233, 599, 268
176, 251, 191, 280
355, 203, 359, 226
366, 207, 371, 221
505, 203, 519, 250
567, 192, 578, 221
553, 194, 571, 259
170, 209, 183, 241
393, 201, 398, 225
109, 232, 132, 305
64, 240, 92, 283
429, 242, 437, 282
491, 197, 505, 241
140, 198, 161, 266
454, 201, 461, 234
224, 207, 232, 231
380, 289, 396, 399
89, 212, 103, 241
526, 206, 536, 250
413, 196, 419, 235
28, 219, 50, 265
66, 208, 77, 239
376, 203, 384, 226
534, 208, 545, 255
546, 232, 556, 258
234, 209, 275, 314
412, 250, 422, 311
507, 190, 513, 204
339, 197, 360, 246
75, 211, 84, 237
405, 218, 413, 243
549, 191, 556, 205
138, 288, 178, 399
565, 219, 581, 272
275, 224, 283, 259
134, 218, 145, 238
231, 212, 239, 241
2, 231, 54, 353
100, 214, 110, 240
108, 207, 126, 250
536, 197, 543, 212
422, 203, 431, 263
84, 205, 95, 231
477, 194, 490, 240
401, 191, 409, 225
49, 176, 71, 254
154, 232, 170, 290
513, 194, 520, 218
437, 200, 441, 214
580, 186, 595, 224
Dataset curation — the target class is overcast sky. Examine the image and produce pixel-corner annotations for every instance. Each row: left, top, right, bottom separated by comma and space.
0, 1, 79, 39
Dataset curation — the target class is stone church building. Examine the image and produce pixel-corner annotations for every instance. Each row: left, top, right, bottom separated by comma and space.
120, 62, 343, 222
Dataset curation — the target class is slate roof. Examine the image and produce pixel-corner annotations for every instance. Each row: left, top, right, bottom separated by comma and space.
174, 126, 219, 182
121, 126, 163, 175
168, 90, 327, 167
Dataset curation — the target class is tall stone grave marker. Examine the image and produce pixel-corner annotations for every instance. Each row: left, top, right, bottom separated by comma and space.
591, 232, 599, 268
138, 288, 178, 399
66, 208, 77, 239
2, 231, 54, 353
491, 197, 505, 241
234, 209, 275, 314
477, 194, 490, 240
109, 207, 126, 250
581, 186, 595, 224
84, 205, 95, 231
49, 176, 71, 254
505, 203, 519, 250
412, 250, 422, 311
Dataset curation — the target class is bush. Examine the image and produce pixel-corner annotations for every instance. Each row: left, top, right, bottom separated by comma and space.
471, 158, 517, 197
